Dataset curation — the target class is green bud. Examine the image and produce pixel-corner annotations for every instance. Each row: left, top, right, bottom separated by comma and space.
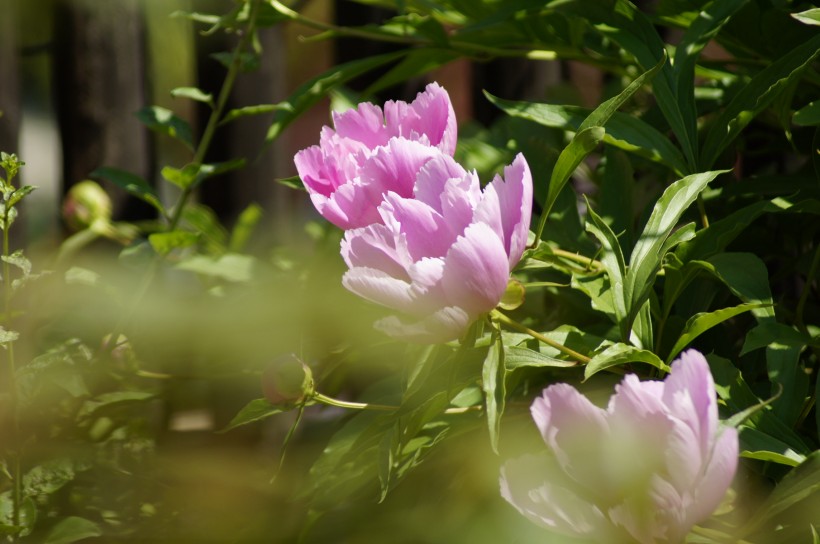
498, 278, 526, 310
261, 354, 314, 406
62, 180, 113, 232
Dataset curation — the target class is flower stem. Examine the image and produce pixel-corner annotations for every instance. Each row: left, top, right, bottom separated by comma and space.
2, 178, 21, 531
491, 310, 591, 364
312, 392, 480, 414
550, 248, 604, 272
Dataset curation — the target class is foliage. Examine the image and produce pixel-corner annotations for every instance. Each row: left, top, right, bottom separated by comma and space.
1, 0, 819, 542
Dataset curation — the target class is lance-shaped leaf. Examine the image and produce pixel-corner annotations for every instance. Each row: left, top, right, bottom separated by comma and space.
91, 167, 165, 215
624, 170, 725, 334
136, 106, 194, 151
482, 328, 506, 454
666, 302, 767, 362
485, 98, 687, 174
221, 398, 285, 432
701, 33, 820, 168
266, 50, 407, 143
584, 342, 669, 380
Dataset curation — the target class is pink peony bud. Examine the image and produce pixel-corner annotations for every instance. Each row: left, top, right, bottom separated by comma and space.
341, 152, 532, 343
62, 180, 113, 232
500, 350, 739, 544
294, 82, 457, 229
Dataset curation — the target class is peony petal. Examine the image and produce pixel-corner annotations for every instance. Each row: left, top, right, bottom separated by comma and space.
378, 193, 453, 260
496, 154, 533, 267
342, 267, 418, 310
341, 224, 411, 280
472, 154, 533, 268
331, 101, 390, 148
374, 305, 471, 343
663, 350, 718, 460
533, 384, 609, 489
501, 454, 607, 539
439, 222, 510, 316
360, 138, 442, 204
383, 82, 458, 155
691, 426, 738, 522
412, 154, 470, 211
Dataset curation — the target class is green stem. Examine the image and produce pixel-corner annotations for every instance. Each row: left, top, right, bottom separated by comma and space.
167, 0, 260, 232
107, 0, 261, 348
3, 197, 21, 531
312, 392, 480, 414
491, 310, 591, 364
270, 1, 624, 70
551, 248, 604, 272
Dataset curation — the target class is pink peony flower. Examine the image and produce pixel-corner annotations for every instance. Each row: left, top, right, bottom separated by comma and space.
501, 350, 739, 544
341, 152, 532, 343
294, 82, 457, 229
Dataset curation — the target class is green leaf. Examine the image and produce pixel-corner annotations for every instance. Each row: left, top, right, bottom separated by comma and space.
672, 0, 749, 165
8, 185, 35, 207
675, 198, 795, 262
2, 250, 31, 276
364, 49, 459, 96
744, 451, 820, 534
504, 346, 578, 369
0, 327, 19, 345
229, 203, 263, 252
91, 167, 164, 215
171, 86, 214, 108
162, 160, 246, 191
585, 204, 627, 329
136, 106, 194, 151
794, 100, 820, 126
766, 345, 809, 428
708, 354, 811, 455
742, 323, 814, 355
221, 398, 284, 432
175, 253, 256, 282
211, 51, 259, 72
220, 103, 290, 126
482, 330, 506, 454
600, 148, 635, 248
705, 252, 775, 321
701, 34, 820, 168
739, 426, 805, 467
44, 517, 102, 544
584, 343, 669, 380
792, 8, 820, 26
276, 175, 305, 191
553, 0, 696, 168
487, 98, 688, 174
77, 391, 155, 420
625, 170, 724, 333
666, 302, 767, 362
266, 50, 407, 143
148, 231, 199, 255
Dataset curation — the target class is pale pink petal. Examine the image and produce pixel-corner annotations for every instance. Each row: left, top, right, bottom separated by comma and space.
501, 454, 607, 539
331, 101, 390, 148
360, 138, 442, 203
321, 180, 384, 229
663, 350, 717, 459
496, 154, 533, 267
379, 194, 453, 260
374, 305, 471, 343
383, 82, 458, 155
342, 267, 417, 310
439, 222, 510, 316
691, 426, 738, 522
411, 154, 469, 211
533, 384, 609, 488
341, 224, 410, 280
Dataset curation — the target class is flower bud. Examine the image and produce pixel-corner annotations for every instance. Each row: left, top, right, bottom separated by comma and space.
261, 354, 314, 406
62, 180, 112, 232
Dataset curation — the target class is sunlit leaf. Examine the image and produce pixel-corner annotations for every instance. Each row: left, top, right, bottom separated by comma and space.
221, 398, 285, 432
584, 342, 669, 380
